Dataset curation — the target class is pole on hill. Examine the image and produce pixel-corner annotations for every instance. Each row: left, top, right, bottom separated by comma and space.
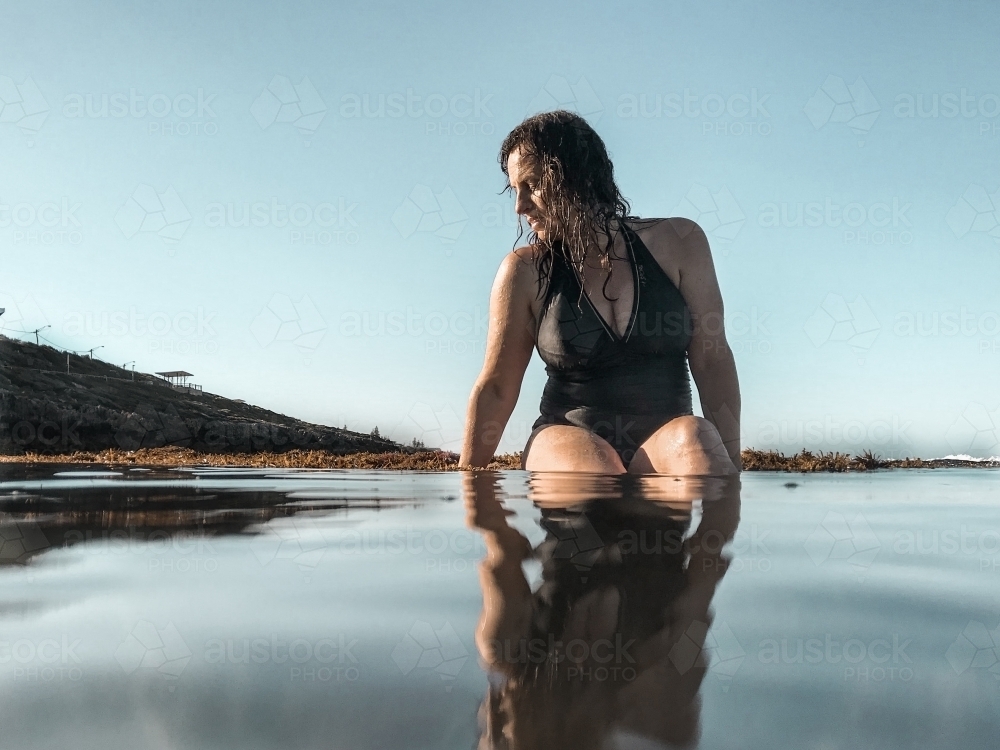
31, 325, 51, 345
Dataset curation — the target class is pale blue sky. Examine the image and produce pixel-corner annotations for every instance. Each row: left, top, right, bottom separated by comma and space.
2, 0, 998, 457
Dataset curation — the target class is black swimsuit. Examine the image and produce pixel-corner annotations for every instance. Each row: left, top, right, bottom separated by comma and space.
532, 223, 693, 467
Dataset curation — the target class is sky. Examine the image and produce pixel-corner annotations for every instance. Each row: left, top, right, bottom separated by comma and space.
1, 0, 998, 458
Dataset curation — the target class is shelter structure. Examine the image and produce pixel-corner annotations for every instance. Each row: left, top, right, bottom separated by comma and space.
155, 371, 201, 390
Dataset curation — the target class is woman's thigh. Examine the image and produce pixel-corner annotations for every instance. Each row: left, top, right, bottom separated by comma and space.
523, 424, 627, 474
627, 415, 736, 476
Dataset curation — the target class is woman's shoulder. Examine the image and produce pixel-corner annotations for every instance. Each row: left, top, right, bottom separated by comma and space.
627, 216, 707, 242
494, 244, 545, 296
627, 217, 712, 261
500, 244, 543, 275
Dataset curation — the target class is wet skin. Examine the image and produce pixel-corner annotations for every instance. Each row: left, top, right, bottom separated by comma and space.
459, 147, 742, 474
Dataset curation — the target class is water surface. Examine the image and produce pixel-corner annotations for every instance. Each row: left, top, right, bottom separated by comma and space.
0, 465, 998, 749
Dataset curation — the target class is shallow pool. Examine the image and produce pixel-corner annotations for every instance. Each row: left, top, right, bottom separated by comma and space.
0, 465, 998, 749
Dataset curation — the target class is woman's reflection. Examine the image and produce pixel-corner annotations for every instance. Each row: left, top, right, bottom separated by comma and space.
465, 471, 741, 749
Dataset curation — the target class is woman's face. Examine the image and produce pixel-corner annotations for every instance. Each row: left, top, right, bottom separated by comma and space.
506, 146, 551, 241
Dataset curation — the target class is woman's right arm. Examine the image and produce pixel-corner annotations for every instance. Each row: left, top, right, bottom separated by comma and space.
459, 249, 538, 468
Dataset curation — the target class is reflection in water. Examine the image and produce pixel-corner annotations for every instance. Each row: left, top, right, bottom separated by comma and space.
1, 466, 998, 748
0, 467, 430, 568
465, 472, 741, 750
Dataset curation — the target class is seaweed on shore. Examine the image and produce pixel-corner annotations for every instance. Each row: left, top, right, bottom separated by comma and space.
0, 446, 993, 471
0, 446, 522, 471
740, 449, 932, 472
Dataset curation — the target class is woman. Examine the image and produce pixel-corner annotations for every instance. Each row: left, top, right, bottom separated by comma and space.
459, 110, 741, 474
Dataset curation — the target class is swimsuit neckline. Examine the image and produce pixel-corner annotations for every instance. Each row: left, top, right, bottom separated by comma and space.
567, 226, 641, 343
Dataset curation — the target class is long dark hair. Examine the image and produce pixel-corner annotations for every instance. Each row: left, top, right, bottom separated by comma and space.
499, 110, 634, 302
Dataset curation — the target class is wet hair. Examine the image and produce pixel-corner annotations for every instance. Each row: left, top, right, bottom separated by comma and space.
499, 110, 634, 302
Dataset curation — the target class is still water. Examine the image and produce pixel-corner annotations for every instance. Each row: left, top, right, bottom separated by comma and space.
0, 465, 998, 749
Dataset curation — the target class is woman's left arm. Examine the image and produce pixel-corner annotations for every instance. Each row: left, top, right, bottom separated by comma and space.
670, 219, 743, 470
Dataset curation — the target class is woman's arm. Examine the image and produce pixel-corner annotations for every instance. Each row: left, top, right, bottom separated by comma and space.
459, 249, 538, 468
671, 219, 743, 471
463, 472, 534, 672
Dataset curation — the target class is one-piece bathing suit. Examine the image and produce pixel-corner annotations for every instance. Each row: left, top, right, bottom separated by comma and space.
531, 223, 693, 467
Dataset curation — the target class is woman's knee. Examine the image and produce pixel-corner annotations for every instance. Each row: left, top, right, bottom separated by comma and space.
658, 415, 722, 450
631, 416, 735, 476
523, 425, 626, 473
